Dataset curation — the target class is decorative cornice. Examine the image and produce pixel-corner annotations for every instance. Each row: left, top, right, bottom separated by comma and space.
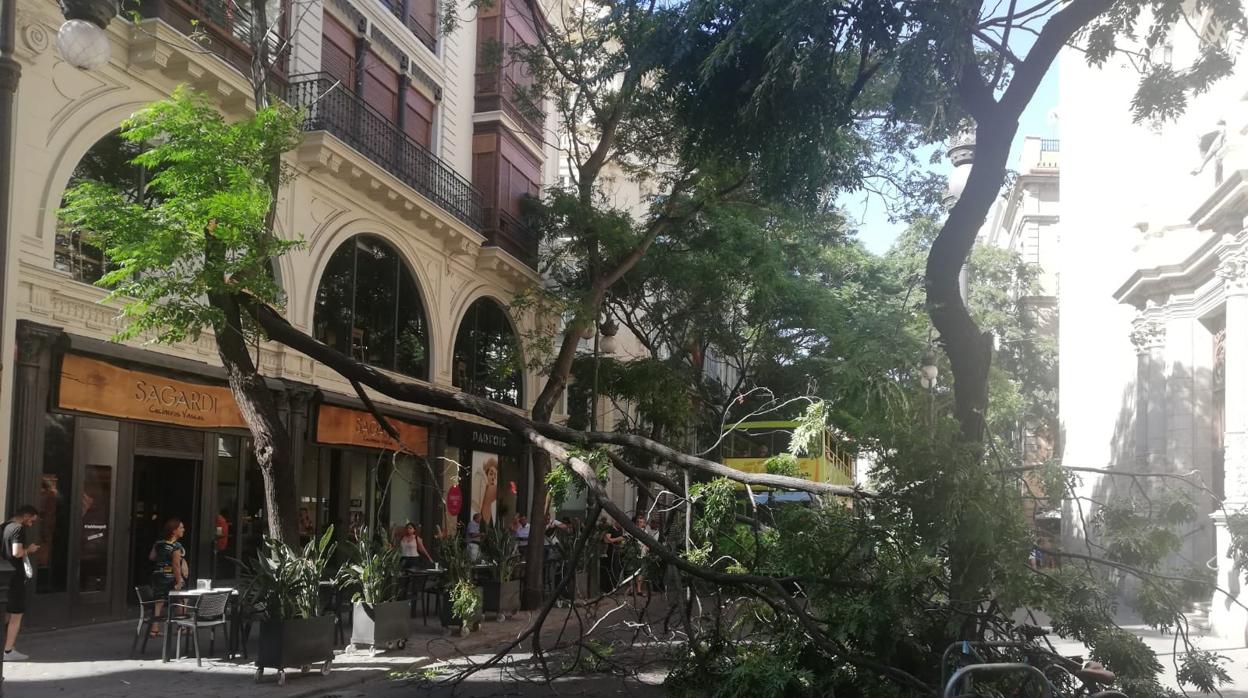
1217, 246, 1248, 295
1130, 311, 1166, 354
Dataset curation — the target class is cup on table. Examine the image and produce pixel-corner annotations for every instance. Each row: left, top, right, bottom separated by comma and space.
196, 579, 211, 590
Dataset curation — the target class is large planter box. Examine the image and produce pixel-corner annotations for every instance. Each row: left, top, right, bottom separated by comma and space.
255, 615, 336, 686
350, 600, 410, 652
482, 580, 521, 619
439, 587, 483, 631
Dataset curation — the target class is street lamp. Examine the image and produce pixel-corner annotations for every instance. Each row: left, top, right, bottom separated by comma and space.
56, 0, 117, 70
599, 318, 619, 355
919, 350, 938, 390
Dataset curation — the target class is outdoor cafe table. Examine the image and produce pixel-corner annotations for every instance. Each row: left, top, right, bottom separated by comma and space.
162, 586, 240, 663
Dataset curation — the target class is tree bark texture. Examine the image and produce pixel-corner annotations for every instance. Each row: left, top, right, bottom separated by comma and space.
211, 291, 300, 545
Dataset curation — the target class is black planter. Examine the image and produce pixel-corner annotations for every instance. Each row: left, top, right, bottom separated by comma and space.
439, 587, 483, 629
439, 590, 462, 628
482, 580, 521, 617
350, 600, 409, 652
255, 615, 336, 686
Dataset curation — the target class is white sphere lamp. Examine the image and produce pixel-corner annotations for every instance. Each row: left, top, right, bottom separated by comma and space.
57, 18, 111, 71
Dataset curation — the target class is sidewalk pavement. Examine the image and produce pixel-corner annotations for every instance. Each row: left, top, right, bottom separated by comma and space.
1045, 621, 1248, 697
1, 607, 573, 698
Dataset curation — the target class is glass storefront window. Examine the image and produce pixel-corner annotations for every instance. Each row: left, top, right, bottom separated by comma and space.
240, 439, 267, 566
215, 436, 241, 579
35, 414, 75, 594
298, 447, 321, 547
76, 421, 117, 595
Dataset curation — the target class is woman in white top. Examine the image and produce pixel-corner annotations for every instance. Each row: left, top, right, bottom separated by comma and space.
398, 523, 434, 572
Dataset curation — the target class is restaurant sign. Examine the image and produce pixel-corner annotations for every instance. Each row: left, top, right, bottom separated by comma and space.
449, 422, 516, 455
58, 354, 247, 429
315, 404, 428, 455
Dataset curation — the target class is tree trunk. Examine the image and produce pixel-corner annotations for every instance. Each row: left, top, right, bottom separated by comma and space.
209, 291, 300, 545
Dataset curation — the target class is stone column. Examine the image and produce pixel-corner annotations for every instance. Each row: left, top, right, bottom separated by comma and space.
1130, 306, 1167, 470
9, 321, 60, 511
1211, 246, 1248, 641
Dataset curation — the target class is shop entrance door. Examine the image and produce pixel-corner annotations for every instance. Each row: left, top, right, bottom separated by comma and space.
129, 455, 201, 597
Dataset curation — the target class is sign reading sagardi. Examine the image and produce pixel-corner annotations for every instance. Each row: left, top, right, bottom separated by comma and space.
315, 404, 429, 455
58, 354, 248, 429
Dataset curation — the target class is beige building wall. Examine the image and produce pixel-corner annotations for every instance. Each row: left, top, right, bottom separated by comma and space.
0, 0, 558, 510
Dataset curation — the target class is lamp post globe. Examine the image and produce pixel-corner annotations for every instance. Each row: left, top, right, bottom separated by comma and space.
56, 18, 111, 70
919, 350, 938, 389
56, 0, 119, 71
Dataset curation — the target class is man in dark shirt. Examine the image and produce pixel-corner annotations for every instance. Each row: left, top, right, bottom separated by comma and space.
2, 505, 39, 661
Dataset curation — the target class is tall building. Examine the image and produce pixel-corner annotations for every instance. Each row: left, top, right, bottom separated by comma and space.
4, 0, 560, 626
975, 136, 1061, 556
1059, 8, 1239, 633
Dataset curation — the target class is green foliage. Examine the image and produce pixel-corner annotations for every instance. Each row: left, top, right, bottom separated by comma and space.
762, 454, 801, 478
337, 530, 404, 605
241, 527, 336, 620
58, 87, 302, 344
449, 578, 482, 623
480, 520, 519, 583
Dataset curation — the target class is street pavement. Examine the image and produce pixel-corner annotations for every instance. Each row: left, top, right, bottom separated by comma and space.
0, 605, 620, 698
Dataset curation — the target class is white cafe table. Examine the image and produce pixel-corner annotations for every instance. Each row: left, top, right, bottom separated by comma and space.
162, 586, 239, 663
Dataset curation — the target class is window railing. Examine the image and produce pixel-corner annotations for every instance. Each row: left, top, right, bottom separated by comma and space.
379, 0, 438, 52
285, 73, 485, 230
135, 0, 289, 79
484, 207, 539, 269
1040, 138, 1060, 152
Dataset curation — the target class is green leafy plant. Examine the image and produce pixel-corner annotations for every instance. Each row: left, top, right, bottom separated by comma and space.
434, 529, 481, 622
241, 526, 336, 620
480, 521, 519, 583
337, 530, 404, 605
449, 578, 482, 622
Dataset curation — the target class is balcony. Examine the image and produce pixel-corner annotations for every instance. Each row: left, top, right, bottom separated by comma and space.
475, 72, 545, 142
378, 0, 438, 52
135, 0, 289, 80
483, 207, 539, 269
285, 73, 485, 230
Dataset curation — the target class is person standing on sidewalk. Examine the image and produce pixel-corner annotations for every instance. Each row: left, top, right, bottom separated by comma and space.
2, 505, 40, 661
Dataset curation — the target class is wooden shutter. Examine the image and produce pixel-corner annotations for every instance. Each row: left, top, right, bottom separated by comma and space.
362, 49, 400, 123
404, 89, 435, 148
321, 15, 356, 90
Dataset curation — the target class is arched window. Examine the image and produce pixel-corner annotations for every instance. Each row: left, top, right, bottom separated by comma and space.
56, 131, 155, 284
453, 298, 522, 407
313, 235, 430, 379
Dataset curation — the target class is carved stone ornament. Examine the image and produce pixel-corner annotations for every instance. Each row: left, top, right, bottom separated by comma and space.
1218, 248, 1248, 295
1129, 313, 1166, 353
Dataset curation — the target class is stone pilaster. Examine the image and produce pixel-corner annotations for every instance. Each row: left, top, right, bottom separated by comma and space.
9, 321, 60, 511
1210, 245, 1248, 641
1130, 307, 1167, 470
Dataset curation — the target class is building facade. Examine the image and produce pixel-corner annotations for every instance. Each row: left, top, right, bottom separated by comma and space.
1059, 8, 1243, 634
4, 0, 561, 627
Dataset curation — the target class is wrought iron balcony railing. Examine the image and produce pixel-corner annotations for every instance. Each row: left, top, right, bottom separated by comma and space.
379, 0, 438, 52
285, 73, 485, 230
484, 207, 539, 269
136, 0, 289, 79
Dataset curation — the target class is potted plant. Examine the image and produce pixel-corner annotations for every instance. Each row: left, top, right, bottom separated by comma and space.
557, 520, 592, 602
241, 527, 337, 687
338, 531, 409, 654
435, 530, 482, 633
479, 521, 520, 620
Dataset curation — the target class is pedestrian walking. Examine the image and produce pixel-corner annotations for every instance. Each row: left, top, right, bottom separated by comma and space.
2, 505, 40, 661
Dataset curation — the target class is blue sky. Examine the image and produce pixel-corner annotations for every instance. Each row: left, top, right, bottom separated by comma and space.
844, 62, 1059, 254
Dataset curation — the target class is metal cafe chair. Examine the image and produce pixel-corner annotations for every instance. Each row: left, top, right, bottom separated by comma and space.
130, 585, 162, 657
171, 591, 232, 666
